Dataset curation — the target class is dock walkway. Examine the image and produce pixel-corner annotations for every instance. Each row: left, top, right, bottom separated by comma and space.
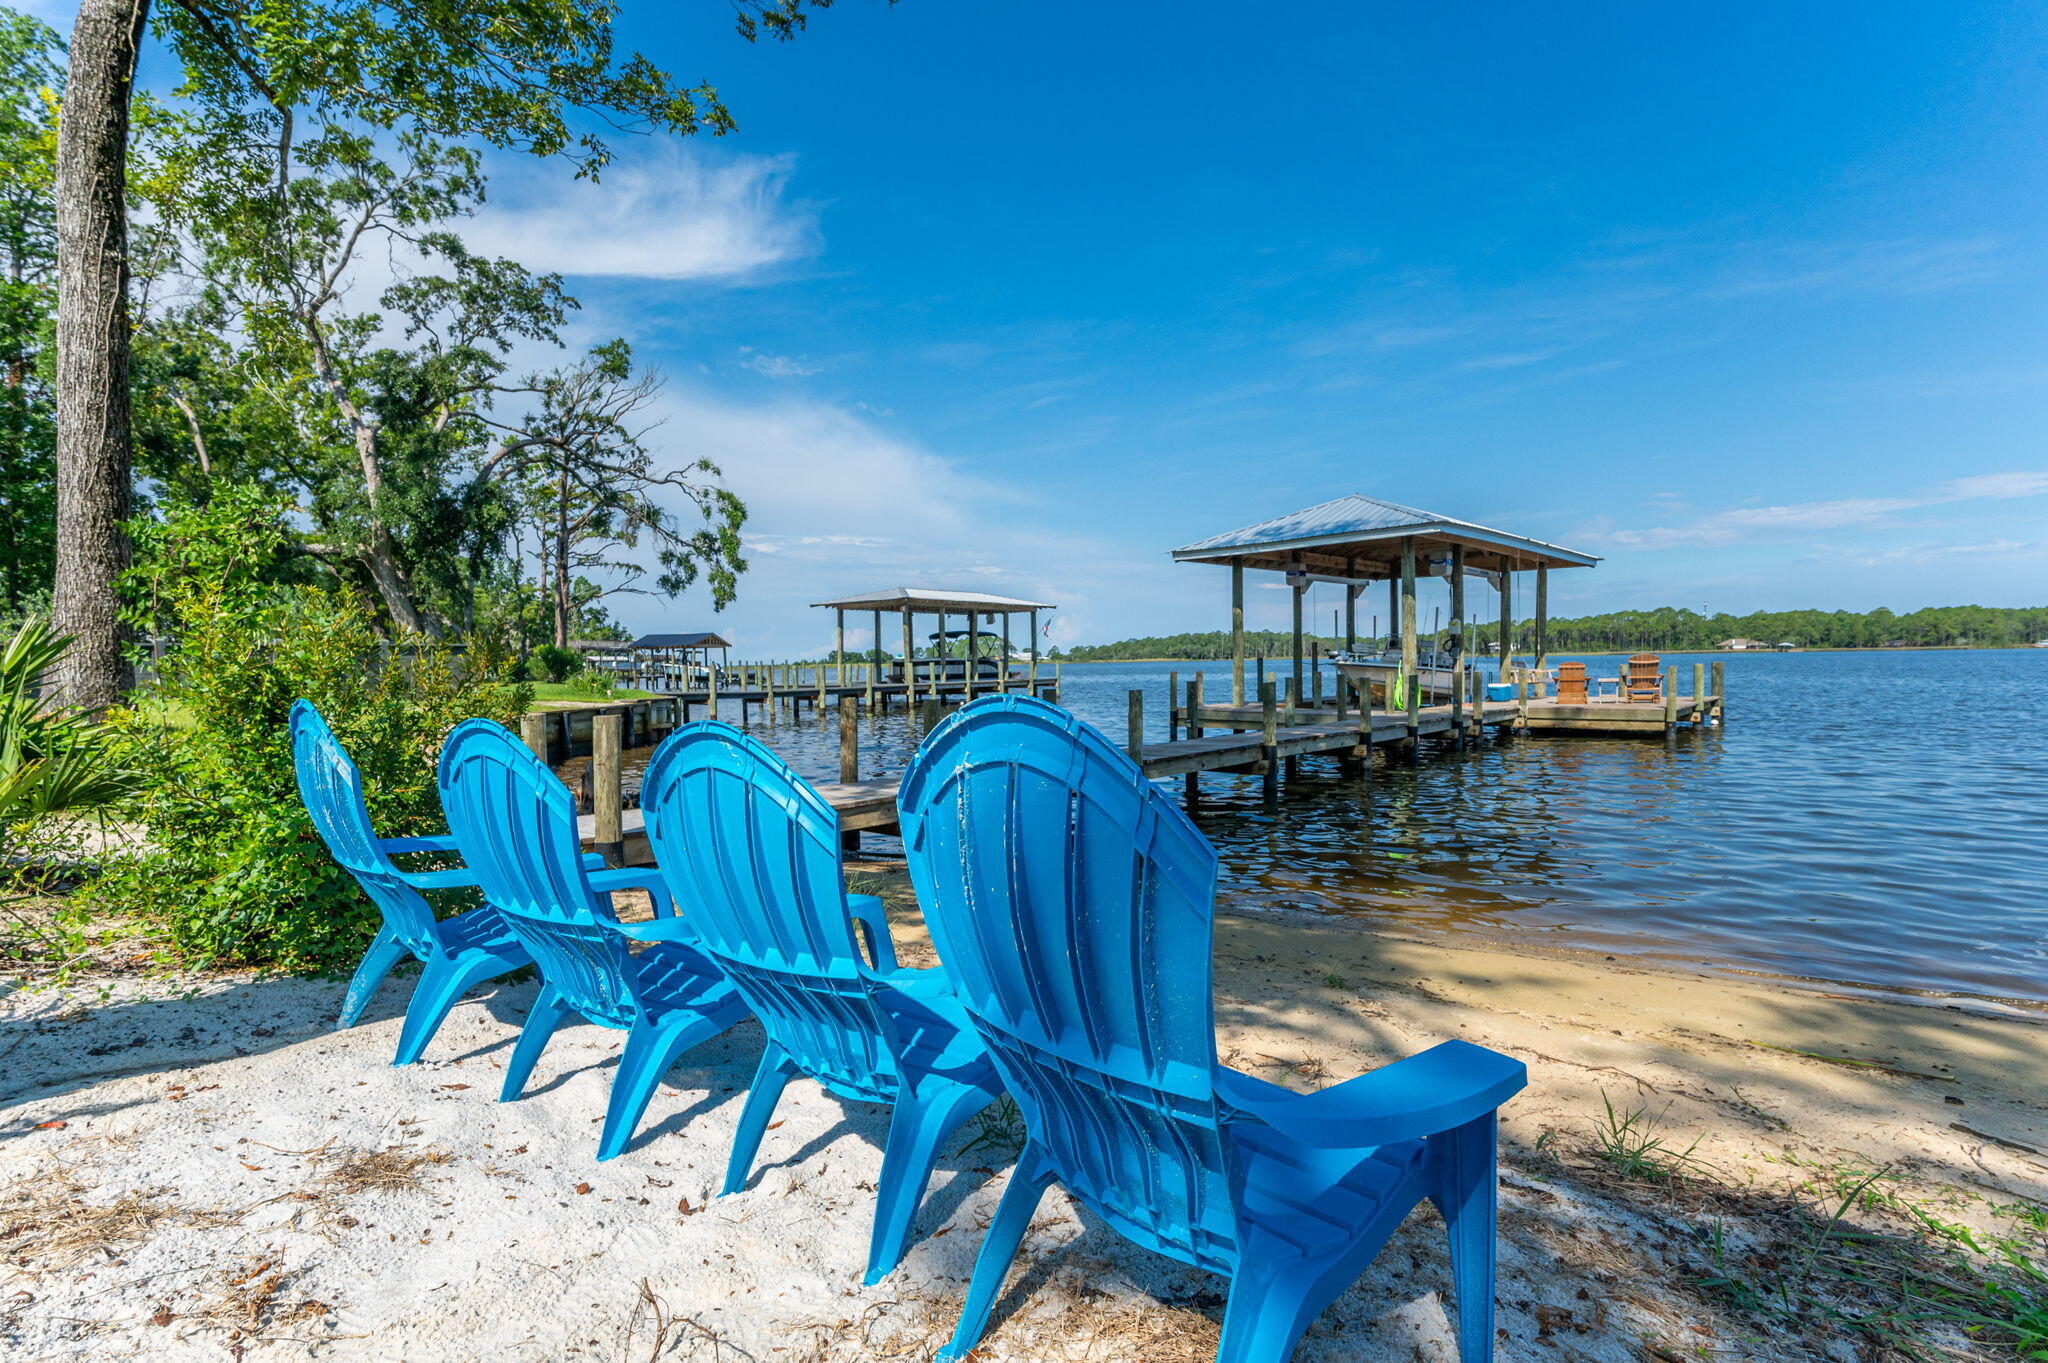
577, 700, 1505, 862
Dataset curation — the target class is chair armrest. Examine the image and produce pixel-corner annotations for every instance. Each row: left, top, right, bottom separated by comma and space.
1217, 1039, 1526, 1148
615, 916, 700, 945
587, 867, 674, 916
379, 834, 458, 857
855, 960, 954, 1001
847, 894, 899, 972
393, 866, 478, 891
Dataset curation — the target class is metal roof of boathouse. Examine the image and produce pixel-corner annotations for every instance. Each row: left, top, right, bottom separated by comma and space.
810, 587, 1055, 615
1171, 493, 1599, 575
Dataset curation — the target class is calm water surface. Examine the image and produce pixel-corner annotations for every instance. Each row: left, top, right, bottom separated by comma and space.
604, 649, 2048, 1005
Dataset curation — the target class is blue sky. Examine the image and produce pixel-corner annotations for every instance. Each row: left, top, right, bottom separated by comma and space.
102, 1, 2048, 650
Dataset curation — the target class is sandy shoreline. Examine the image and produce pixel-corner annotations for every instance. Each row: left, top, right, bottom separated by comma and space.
4, 881, 2043, 1360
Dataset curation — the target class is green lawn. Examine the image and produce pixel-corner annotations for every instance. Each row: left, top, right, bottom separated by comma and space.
525, 681, 659, 706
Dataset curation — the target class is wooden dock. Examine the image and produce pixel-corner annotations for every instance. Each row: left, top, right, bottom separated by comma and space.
575, 697, 1511, 863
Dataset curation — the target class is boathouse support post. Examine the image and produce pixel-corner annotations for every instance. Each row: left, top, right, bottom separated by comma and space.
1001, 613, 1012, 692
964, 614, 977, 703
1029, 609, 1041, 690
835, 609, 845, 686
1127, 690, 1144, 763
1168, 671, 1180, 741
1498, 565, 1513, 669
1311, 642, 1323, 707
1185, 675, 1203, 802
871, 610, 883, 707
1231, 560, 1246, 705
1345, 564, 1359, 650
1534, 566, 1549, 688
1450, 544, 1466, 742
593, 714, 623, 867
1386, 577, 1399, 653
1400, 538, 1420, 742
1290, 570, 1305, 702
1259, 681, 1279, 809
901, 611, 916, 700
933, 611, 946, 701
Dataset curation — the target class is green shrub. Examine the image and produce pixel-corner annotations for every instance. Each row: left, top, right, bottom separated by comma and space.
534, 644, 580, 684
81, 490, 529, 970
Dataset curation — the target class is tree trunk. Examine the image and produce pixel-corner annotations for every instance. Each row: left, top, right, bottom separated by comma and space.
52, 0, 149, 712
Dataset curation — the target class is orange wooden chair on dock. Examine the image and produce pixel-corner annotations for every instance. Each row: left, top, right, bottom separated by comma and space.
1555, 660, 1589, 704
1624, 654, 1663, 702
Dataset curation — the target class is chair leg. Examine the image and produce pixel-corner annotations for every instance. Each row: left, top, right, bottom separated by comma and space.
392, 952, 500, 1066
338, 923, 411, 1030
865, 1082, 995, 1285
596, 1011, 727, 1162
1429, 1111, 1501, 1363
720, 1044, 798, 1195
500, 984, 572, 1101
935, 1147, 1053, 1362
1213, 1242, 1331, 1363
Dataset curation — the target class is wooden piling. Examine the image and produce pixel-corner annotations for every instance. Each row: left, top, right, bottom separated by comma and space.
1664, 667, 1679, 729
1260, 681, 1279, 808
920, 697, 941, 729
519, 713, 548, 764
1450, 544, 1466, 737
1401, 538, 1420, 741
1229, 560, 1248, 705
592, 713, 623, 867
1712, 660, 1726, 723
1168, 670, 1180, 741
1693, 662, 1706, 725
838, 696, 858, 783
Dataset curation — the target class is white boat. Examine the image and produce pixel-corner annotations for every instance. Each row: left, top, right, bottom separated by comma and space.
1330, 648, 1463, 703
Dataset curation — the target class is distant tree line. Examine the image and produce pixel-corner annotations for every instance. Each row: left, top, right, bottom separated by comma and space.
1055, 605, 2048, 661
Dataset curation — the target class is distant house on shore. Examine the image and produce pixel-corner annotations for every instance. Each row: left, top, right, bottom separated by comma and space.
1718, 637, 1767, 651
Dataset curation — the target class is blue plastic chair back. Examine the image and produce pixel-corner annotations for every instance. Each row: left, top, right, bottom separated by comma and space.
640, 723, 900, 1101
290, 699, 439, 956
436, 718, 642, 1028
897, 694, 1241, 1272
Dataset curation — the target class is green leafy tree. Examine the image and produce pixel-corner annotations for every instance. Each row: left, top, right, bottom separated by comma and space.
51, 0, 852, 708
88, 486, 528, 968
490, 340, 746, 647
0, 11, 59, 613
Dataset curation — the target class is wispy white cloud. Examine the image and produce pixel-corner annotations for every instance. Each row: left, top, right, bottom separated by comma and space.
599, 386, 1173, 654
737, 347, 820, 379
467, 148, 816, 282
1593, 470, 2048, 549
1839, 538, 2048, 567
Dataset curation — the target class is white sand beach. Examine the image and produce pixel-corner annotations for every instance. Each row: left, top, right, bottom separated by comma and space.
4, 880, 2043, 1361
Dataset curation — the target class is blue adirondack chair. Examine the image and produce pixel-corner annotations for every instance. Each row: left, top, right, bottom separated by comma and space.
897, 695, 1528, 1363
435, 717, 752, 1161
290, 700, 533, 1065
638, 722, 1002, 1284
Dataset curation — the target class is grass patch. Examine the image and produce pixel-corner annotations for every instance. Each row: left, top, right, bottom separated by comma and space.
0, 1165, 241, 1271
957, 1095, 1027, 1159
1588, 1094, 1703, 1181
527, 681, 657, 705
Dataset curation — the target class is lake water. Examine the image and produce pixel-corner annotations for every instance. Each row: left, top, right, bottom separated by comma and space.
602, 649, 2048, 1007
